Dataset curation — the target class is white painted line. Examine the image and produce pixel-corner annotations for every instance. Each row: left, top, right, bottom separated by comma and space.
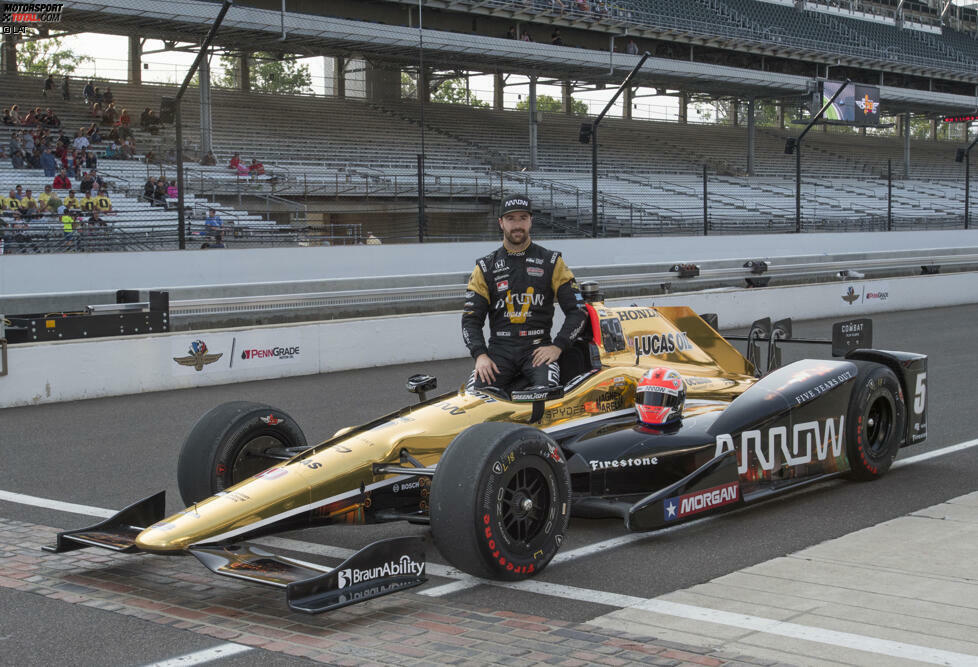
141, 643, 253, 667
893, 438, 978, 468
633, 599, 978, 667
0, 490, 115, 518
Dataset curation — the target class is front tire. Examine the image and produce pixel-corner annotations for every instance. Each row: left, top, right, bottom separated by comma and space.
177, 401, 307, 506
845, 363, 905, 481
430, 423, 570, 580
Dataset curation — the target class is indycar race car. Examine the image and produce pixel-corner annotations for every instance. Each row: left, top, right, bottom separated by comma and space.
48, 282, 928, 613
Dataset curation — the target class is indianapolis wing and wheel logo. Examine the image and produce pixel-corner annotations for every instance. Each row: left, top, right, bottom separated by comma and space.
173, 339, 224, 371
842, 286, 860, 304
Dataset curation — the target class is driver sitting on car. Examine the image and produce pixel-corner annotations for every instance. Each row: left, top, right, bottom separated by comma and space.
462, 195, 588, 394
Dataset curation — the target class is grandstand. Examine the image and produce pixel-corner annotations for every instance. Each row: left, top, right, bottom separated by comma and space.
3, 0, 978, 249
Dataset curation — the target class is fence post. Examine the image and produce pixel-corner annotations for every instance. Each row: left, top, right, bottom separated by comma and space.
702, 164, 708, 236
887, 159, 892, 231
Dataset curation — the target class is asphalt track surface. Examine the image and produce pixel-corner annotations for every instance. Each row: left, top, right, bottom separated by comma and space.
1, 304, 976, 665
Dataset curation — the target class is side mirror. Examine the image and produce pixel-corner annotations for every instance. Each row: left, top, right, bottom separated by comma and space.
406, 374, 437, 402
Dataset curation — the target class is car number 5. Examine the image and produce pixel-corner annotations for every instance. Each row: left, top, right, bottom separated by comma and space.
913, 372, 927, 415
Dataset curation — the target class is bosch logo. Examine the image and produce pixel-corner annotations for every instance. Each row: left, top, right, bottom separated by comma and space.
240, 346, 300, 360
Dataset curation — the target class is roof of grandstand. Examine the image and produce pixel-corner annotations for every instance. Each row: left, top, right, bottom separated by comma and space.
61, 0, 978, 113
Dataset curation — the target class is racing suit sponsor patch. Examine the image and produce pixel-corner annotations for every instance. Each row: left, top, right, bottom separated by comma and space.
527, 267, 544, 277
496, 280, 509, 291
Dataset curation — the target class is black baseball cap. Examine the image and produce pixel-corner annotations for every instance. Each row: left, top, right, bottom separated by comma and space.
499, 195, 532, 217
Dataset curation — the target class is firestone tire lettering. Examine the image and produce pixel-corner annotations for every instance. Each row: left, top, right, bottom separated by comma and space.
844, 362, 905, 480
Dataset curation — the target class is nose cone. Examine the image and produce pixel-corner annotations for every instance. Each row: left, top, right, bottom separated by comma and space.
136, 465, 313, 553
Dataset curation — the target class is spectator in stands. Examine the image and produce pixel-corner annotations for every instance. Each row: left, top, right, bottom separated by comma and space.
521, 31, 533, 42
10, 149, 25, 169
102, 87, 114, 105
83, 81, 95, 104
73, 131, 90, 152
53, 169, 71, 190
94, 191, 114, 214
204, 208, 223, 237
2, 108, 12, 125
22, 108, 39, 126
140, 107, 152, 129
103, 103, 118, 126
90, 169, 106, 191
211, 232, 226, 248
145, 110, 160, 134
200, 151, 216, 166
506, 26, 517, 39
64, 150, 81, 179
365, 231, 382, 245
62, 75, 71, 101
118, 108, 130, 128
105, 142, 120, 159
26, 147, 41, 169
92, 87, 103, 104
551, 28, 564, 46
626, 38, 639, 55
228, 152, 241, 170
40, 186, 62, 214
20, 190, 38, 219
59, 206, 74, 238
3, 190, 19, 212
166, 181, 178, 199
88, 209, 107, 227
235, 160, 249, 177
40, 147, 57, 177
56, 130, 70, 148
43, 74, 55, 97
90, 102, 102, 119
9, 105, 22, 125
248, 159, 265, 177
120, 138, 135, 160
85, 151, 98, 169
86, 122, 102, 144
79, 171, 94, 195
153, 178, 167, 207
43, 108, 61, 128
79, 191, 97, 213
551, 0, 566, 13
142, 178, 156, 205
63, 190, 80, 212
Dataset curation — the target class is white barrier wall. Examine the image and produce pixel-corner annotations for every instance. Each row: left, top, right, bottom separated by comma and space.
0, 273, 971, 408
3, 229, 978, 296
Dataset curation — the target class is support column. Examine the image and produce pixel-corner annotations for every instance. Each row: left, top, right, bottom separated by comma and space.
199, 50, 213, 155
562, 80, 572, 114
777, 102, 786, 130
128, 36, 142, 85
731, 99, 738, 127
334, 56, 345, 98
1, 34, 18, 73
623, 86, 633, 120
493, 72, 504, 111
930, 117, 938, 141
239, 53, 251, 92
528, 76, 538, 171
365, 64, 400, 102
678, 90, 688, 125
903, 112, 911, 178
746, 97, 755, 177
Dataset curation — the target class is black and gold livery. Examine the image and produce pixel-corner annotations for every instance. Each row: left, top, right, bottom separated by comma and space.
463, 242, 587, 386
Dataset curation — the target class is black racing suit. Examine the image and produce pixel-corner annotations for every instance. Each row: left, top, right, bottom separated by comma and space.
462, 242, 588, 391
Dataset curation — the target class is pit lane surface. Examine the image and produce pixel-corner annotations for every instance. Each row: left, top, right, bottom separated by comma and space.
1, 304, 976, 665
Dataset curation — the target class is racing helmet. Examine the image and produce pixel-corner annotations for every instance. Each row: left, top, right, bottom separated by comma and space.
635, 367, 686, 425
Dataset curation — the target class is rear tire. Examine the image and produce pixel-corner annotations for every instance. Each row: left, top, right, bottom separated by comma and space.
177, 401, 306, 506
430, 423, 570, 580
845, 363, 905, 481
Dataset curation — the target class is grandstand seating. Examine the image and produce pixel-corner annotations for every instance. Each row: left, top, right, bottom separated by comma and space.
2, 70, 969, 242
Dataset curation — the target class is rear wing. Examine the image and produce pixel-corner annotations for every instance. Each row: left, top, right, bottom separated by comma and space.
705, 315, 872, 376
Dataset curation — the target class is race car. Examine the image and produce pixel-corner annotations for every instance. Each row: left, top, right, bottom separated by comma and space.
48, 282, 928, 613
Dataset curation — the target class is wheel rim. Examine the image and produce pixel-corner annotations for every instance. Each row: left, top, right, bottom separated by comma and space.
864, 396, 893, 457
499, 462, 552, 545
230, 434, 287, 485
